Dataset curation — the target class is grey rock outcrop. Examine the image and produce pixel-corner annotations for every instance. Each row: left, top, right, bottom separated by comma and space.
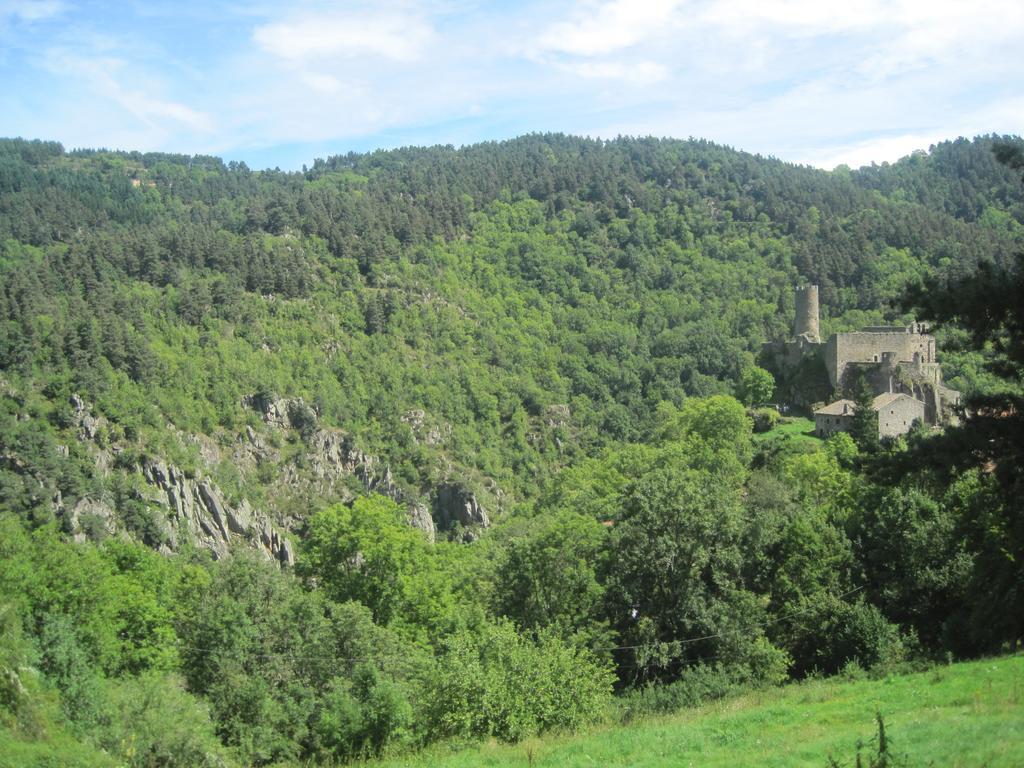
400, 409, 451, 446
545, 403, 571, 427
297, 424, 489, 539
142, 459, 294, 565
298, 429, 437, 541
434, 483, 490, 530
34, 393, 301, 565
315, 430, 399, 495
69, 393, 103, 441
18, 385, 501, 566
230, 425, 279, 474
66, 497, 118, 543
407, 503, 436, 542
244, 394, 405, 499
240, 392, 498, 541
242, 392, 315, 431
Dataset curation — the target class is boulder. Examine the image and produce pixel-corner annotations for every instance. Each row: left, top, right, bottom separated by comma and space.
69, 393, 102, 441
66, 497, 117, 542
434, 483, 490, 530
408, 503, 436, 543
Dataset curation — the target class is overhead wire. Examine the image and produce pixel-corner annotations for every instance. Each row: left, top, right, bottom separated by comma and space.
165, 585, 865, 664
590, 584, 864, 653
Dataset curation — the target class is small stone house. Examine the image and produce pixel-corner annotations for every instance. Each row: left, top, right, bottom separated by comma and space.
873, 392, 925, 439
814, 399, 856, 437
814, 393, 925, 440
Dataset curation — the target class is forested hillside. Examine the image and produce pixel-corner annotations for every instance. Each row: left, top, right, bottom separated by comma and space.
1, 134, 1023, 767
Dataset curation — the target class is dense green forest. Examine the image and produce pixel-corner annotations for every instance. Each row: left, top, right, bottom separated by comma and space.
1, 134, 1022, 766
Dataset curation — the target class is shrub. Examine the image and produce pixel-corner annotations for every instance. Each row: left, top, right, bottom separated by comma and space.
785, 596, 909, 676
617, 637, 789, 723
751, 407, 781, 433
427, 620, 614, 742
312, 665, 413, 762
835, 601, 911, 672
100, 674, 229, 768
617, 665, 739, 721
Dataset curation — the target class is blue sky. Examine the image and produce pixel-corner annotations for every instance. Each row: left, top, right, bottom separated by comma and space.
2, 0, 1023, 170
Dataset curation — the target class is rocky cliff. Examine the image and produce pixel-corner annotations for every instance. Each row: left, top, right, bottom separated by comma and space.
140, 459, 294, 565
48, 392, 496, 563
56, 394, 296, 565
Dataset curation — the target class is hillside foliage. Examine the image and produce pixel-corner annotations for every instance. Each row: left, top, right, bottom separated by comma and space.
1, 134, 1023, 765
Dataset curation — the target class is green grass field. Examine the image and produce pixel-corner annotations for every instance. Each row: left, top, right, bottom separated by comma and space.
375, 655, 1024, 768
753, 416, 820, 448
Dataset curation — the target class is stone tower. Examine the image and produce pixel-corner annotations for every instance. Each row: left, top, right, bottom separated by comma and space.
794, 285, 820, 343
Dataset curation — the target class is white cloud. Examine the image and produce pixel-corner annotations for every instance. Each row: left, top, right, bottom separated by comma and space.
246, 7, 439, 126
299, 71, 345, 94
857, 1, 1024, 80
42, 48, 214, 134
3, 0, 1022, 168
698, 0, 1024, 37
567, 60, 669, 83
253, 10, 432, 63
696, 0, 1024, 79
0, 0, 66, 22
699, 0, 883, 35
534, 0, 683, 57
796, 132, 953, 169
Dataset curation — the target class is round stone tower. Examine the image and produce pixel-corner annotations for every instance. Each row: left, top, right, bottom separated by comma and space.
794, 285, 820, 343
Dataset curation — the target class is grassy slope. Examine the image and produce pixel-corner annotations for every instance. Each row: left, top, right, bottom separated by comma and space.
377, 655, 1024, 768
753, 416, 820, 448
0, 729, 115, 768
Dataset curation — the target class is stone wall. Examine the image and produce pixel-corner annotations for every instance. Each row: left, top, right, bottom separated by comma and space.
814, 411, 853, 437
794, 285, 820, 343
844, 359, 943, 424
876, 394, 925, 439
825, 330, 936, 388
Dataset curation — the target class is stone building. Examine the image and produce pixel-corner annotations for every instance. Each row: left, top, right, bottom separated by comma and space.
794, 284, 821, 343
824, 324, 936, 390
813, 398, 855, 436
813, 392, 926, 439
874, 392, 926, 438
768, 284, 959, 437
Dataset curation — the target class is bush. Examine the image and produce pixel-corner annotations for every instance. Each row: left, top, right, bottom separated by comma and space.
312, 665, 413, 762
618, 665, 739, 721
427, 620, 614, 742
751, 407, 781, 433
617, 637, 789, 723
785, 596, 910, 676
99, 674, 230, 768
835, 601, 911, 672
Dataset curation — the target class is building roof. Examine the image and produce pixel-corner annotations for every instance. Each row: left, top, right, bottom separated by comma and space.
815, 399, 855, 416
816, 393, 923, 417
871, 392, 902, 409
872, 392, 924, 410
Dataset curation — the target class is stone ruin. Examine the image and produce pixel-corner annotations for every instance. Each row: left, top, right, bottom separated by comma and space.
764, 284, 961, 436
